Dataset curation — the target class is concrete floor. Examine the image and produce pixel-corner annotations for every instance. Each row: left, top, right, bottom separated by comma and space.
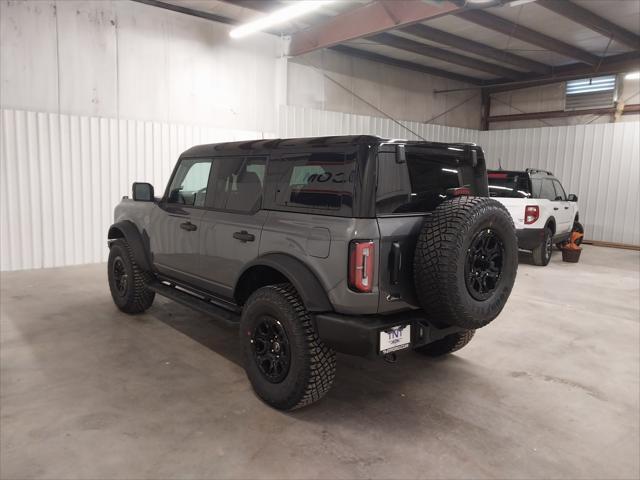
1, 245, 639, 479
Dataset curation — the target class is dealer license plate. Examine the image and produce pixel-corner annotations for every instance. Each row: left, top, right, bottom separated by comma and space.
379, 325, 411, 354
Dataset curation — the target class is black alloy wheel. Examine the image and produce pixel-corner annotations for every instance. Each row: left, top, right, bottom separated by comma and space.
112, 256, 129, 297
465, 228, 505, 301
251, 316, 291, 383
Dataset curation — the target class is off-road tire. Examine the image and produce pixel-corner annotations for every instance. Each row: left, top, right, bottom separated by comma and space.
414, 330, 475, 357
107, 239, 155, 313
240, 283, 336, 411
532, 227, 553, 266
413, 196, 518, 330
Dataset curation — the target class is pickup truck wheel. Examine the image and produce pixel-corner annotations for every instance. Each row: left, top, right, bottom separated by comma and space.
414, 330, 475, 357
413, 197, 518, 330
240, 283, 336, 411
532, 228, 553, 266
107, 239, 155, 313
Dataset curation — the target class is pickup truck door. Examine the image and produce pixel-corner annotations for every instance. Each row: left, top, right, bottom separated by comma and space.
149, 158, 212, 284
196, 156, 268, 299
552, 179, 573, 234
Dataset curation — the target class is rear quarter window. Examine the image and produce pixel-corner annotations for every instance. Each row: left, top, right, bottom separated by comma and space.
266, 151, 357, 216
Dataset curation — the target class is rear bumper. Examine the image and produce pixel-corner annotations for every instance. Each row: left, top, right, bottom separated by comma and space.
516, 228, 545, 250
314, 310, 464, 358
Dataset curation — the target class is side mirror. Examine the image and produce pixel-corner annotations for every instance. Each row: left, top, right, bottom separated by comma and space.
132, 182, 154, 201
568, 194, 578, 202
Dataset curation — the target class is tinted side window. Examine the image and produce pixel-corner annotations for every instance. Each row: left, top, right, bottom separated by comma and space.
270, 152, 356, 215
209, 156, 266, 213
553, 180, 567, 201
167, 158, 212, 207
539, 179, 557, 201
377, 147, 462, 214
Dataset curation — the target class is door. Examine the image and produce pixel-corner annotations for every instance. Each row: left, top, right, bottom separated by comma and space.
149, 157, 212, 284
552, 179, 573, 234
197, 156, 268, 299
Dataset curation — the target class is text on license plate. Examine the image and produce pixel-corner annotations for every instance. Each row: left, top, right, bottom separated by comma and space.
379, 325, 411, 354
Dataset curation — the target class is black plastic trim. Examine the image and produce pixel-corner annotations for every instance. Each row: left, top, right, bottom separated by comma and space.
236, 254, 333, 312
314, 310, 463, 357
108, 221, 152, 271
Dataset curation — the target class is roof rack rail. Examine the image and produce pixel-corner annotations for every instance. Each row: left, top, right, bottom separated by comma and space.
526, 168, 553, 176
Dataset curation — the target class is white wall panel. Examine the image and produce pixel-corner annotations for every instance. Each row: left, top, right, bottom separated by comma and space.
478, 122, 640, 246
0, 108, 270, 271
1, 106, 638, 271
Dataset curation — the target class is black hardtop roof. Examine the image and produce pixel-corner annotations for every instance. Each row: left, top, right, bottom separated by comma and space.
488, 168, 555, 178
180, 135, 476, 158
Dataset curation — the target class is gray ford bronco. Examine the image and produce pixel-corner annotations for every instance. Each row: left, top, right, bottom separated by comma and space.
107, 135, 518, 410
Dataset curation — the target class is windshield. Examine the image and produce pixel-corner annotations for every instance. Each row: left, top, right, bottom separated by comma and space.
488, 172, 531, 199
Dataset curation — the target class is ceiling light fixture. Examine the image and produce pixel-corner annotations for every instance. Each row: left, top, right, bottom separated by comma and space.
509, 0, 538, 7
230, 1, 334, 39
625, 71, 640, 80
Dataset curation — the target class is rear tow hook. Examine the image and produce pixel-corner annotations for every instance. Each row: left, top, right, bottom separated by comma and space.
383, 352, 397, 363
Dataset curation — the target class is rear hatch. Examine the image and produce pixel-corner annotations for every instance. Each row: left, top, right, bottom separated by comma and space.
375, 143, 489, 313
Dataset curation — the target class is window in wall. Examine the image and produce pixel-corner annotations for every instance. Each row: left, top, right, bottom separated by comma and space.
565, 75, 617, 111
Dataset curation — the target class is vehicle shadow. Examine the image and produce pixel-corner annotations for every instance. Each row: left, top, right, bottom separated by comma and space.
151, 297, 502, 434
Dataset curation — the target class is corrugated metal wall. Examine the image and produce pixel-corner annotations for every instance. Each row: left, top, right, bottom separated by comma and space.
0, 108, 269, 271
1, 106, 638, 271
479, 122, 640, 246
279, 105, 480, 144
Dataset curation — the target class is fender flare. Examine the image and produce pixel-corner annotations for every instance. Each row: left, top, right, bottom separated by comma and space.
235, 253, 333, 312
545, 216, 556, 234
108, 220, 152, 271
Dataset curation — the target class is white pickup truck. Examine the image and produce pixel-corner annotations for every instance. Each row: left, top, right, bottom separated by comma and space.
487, 169, 581, 266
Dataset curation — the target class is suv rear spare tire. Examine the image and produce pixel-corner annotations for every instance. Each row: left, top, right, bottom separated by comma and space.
413, 196, 517, 330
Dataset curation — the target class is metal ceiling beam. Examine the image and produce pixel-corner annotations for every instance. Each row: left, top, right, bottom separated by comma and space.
288, 0, 462, 57
401, 24, 551, 75
369, 32, 525, 79
456, 9, 600, 65
485, 52, 640, 92
330, 45, 483, 85
131, 0, 237, 25
488, 104, 640, 123
537, 0, 640, 50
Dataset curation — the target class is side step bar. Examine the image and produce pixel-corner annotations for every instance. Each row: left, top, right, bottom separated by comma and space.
148, 281, 240, 326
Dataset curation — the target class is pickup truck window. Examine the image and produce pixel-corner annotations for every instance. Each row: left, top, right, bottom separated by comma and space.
539, 179, 557, 201
552, 180, 567, 201
488, 172, 531, 198
209, 156, 266, 213
167, 158, 212, 207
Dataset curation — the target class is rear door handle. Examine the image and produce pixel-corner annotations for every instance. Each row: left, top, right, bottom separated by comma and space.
233, 230, 255, 242
180, 221, 197, 232
553, 207, 559, 210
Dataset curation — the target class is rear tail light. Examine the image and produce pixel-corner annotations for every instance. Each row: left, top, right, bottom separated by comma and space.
525, 205, 539, 224
348, 240, 375, 293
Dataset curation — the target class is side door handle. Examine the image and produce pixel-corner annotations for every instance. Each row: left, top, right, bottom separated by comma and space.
564, 206, 569, 210
180, 221, 198, 232
553, 207, 559, 211
233, 230, 255, 242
